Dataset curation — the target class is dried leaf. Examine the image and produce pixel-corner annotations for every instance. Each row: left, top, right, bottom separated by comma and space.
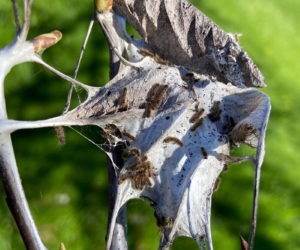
239, 235, 249, 250
113, 0, 265, 88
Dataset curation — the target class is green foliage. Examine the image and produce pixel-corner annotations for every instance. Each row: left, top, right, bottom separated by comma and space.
0, 0, 299, 249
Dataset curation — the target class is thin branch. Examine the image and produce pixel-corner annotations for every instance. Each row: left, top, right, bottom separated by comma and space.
11, 0, 21, 34
20, 0, 33, 41
34, 57, 93, 91
248, 162, 261, 250
0, 133, 47, 250
248, 101, 270, 250
62, 11, 96, 114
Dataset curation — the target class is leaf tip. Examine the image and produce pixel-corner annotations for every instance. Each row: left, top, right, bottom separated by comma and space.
239, 235, 249, 250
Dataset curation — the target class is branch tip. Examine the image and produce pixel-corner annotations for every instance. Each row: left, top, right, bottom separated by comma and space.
62, 12, 95, 114
31, 30, 63, 54
94, 0, 113, 12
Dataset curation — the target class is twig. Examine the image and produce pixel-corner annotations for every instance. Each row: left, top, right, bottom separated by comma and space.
34, 57, 93, 91
11, 0, 21, 34
20, 0, 33, 41
0, 134, 47, 250
248, 162, 260, 250
248, 101, 270, 250
62, 11, 95, 114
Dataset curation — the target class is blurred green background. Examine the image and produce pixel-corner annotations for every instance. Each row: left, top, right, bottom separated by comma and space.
0, 0, 299, 249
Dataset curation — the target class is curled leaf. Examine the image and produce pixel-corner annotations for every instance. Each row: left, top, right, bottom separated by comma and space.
113, 0, 265, 88
31, 30, 62, 53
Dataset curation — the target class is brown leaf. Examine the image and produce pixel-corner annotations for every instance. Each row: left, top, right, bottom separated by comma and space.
113, 0, 265, 88
239, 235, 249, 250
